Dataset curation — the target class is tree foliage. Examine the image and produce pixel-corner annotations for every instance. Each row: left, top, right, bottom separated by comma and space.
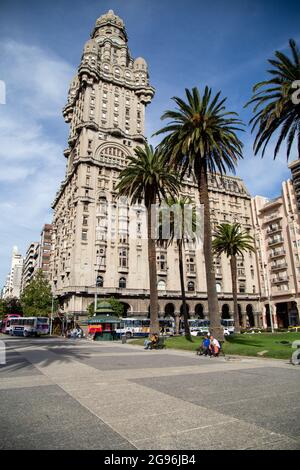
20, 270, 52, 317
0, 297, 23, 319
246, 39, 300, 160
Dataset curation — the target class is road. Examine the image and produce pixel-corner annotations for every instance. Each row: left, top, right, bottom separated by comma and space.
0, 335, 299, 450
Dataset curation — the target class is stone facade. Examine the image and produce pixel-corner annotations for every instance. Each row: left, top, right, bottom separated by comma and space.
21, 242, 39, 292
50, 10, 261, 325
251, 180, 300, 328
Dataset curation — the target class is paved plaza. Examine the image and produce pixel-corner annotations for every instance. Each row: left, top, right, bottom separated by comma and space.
0, 336, 299, 450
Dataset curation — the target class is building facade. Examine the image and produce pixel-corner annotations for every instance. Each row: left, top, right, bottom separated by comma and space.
3, 246, 24, 299
50, 10, 261, 325
37, 224, 52, 279
21, 242, 39, 292
251, 180, 300, 328
288, 159, 300, 212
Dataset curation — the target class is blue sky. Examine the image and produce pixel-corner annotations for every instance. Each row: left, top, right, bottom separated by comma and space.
0, 0, 300, 286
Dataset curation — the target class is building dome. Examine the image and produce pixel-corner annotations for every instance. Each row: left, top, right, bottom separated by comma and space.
95, 9, 124, 29
134, 57, 148, 70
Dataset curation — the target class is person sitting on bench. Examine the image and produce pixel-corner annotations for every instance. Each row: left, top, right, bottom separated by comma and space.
144, 333, 158, 349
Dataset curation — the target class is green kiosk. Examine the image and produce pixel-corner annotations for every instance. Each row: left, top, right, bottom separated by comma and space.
87, 301, 121, 341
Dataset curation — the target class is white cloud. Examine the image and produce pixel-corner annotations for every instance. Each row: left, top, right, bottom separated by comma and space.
0, 39, 74, 286
237, 136, 292, 198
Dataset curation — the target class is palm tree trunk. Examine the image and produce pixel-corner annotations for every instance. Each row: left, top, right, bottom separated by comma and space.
230, 255, 240, 334
198, 170, 224, 341
147, 201, 159, 334
178, 240, 192, 341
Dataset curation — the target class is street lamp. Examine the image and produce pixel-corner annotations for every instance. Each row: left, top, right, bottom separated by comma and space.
50, 295, 57, 336
264, 263, 274, 333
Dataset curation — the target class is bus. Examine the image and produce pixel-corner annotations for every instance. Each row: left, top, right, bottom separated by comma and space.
188, 318, 234, 336
8, 317, 50, 337
188, 319, 210, 336
116, 318, 175, 338
1, 314, 22, 334
221, 319, 235, 333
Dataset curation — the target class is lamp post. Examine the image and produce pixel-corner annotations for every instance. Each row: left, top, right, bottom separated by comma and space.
50, 295, 56, 336
95, 275, 102, 314
264, 263, 274, 333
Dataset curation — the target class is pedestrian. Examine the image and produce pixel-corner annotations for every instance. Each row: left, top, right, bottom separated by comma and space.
196, 335, 211, 356
209, 335, 221, 357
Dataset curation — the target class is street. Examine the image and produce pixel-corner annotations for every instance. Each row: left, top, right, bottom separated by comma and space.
0, 336, 299, 450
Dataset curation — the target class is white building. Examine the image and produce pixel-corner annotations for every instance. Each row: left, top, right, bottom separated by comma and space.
3, 246, 24, 299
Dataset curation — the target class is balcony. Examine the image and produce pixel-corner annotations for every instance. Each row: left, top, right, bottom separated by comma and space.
266, 225, 282, 234
271, 275, 289, 284
263, 212, 282, 223
271, 262, 288, 271
269, 250, 286, 259
268, 237, 284, 246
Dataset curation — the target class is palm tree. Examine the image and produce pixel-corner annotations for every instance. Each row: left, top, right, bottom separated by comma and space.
212, 223, 255, 333
154, 87, 244, 340
159, 196, 197, 341
116, 143, 179, 334
246, 39, 300, 160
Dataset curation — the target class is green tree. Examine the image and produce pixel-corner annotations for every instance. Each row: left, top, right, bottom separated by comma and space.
212, 223, 255, 333
159, 196, 198, 341
116, 143, 178, 334
246, 39, 300, 160
0, 297, 23, 318
155, 87, 244, 340
88, 297, 125, 318
20, 270, 52, 317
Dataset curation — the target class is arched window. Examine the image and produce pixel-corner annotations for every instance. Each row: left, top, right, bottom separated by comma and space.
157, 280, 166, 291
187, 281, 195, 292
216, 282, 222, 293
119, 277, 126, 289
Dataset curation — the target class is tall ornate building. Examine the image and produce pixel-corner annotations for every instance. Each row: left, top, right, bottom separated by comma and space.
51, 10, 261, 325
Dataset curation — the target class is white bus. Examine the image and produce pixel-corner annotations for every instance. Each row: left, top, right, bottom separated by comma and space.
8, 317, 50, 337
221, 319, 235, 334
188, 318, 234, 336
116, 318, 175, 338
188, 319, 210, 336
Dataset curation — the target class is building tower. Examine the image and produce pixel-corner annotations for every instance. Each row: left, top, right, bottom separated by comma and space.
51, 10, 155, 316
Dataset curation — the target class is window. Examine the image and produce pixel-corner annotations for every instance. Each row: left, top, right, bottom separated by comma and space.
188, 281, 195, 292
157, 280, 166, 291
81, 230, 88, 241
83, 216, 88, 226
157, 253, 166, 271
239, 283, 246, 293
216, 282, 222, 293
187, 257, 195, 273
119, 248, 128, 268
119, 277, 126, 288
